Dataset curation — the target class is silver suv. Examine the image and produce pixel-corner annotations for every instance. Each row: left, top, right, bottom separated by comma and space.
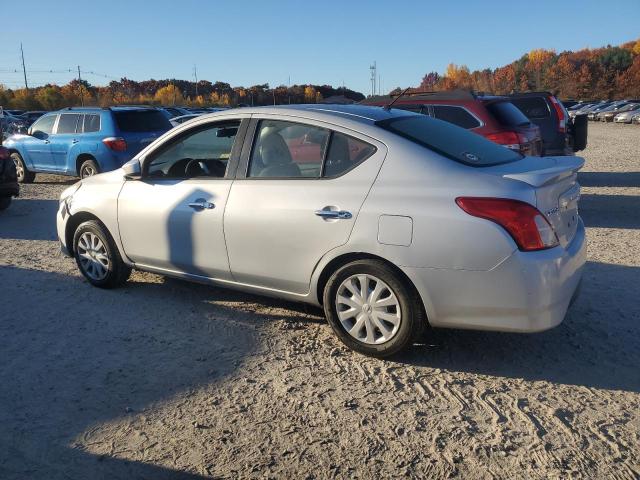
57, 105, 586, 357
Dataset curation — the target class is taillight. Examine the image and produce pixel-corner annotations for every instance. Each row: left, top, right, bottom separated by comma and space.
102, 137, 127, 152
455, 197, 559, 251
484, 131, 521, 151
548, 96, 566, 133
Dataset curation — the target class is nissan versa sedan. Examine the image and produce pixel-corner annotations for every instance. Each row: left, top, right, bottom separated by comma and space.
57, 105, 586, 357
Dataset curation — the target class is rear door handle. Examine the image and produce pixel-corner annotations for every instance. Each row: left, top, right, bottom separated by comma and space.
315, 209, 352, 219
72, 139, 79, 144
188, 199, 215, 210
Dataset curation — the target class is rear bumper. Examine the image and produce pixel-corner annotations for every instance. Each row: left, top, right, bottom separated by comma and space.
403, 219, 586, 333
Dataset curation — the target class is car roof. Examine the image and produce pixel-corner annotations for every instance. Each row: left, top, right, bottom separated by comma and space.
221, 104, 414, 125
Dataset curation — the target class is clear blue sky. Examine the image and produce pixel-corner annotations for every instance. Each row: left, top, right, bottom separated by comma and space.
1, 0, 638, 95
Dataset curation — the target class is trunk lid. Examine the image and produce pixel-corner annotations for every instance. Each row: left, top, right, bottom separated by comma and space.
482, 155, 584, 247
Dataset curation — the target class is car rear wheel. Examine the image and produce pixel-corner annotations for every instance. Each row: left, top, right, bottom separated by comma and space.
73, 220, 131, 288
323, 259, 424, 357
0, 197, 11, 211
79, 159, 99, 179
11, 152, 35, 183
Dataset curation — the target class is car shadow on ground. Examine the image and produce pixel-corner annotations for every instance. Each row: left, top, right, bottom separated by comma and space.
0, 265, 323, 479
396, 260, 640, 393
0, 198, 59, 241
579, 194, 640, 229
578, 171, 640, 188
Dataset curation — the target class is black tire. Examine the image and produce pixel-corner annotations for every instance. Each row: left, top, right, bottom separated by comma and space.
323, 259, 425, 358
0, 197, 10, 211
79, 158, 99, 179
73, 220, 131, 289
11, 152, 35, 183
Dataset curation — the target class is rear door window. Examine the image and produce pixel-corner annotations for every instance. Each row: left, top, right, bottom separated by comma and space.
323, 133, 376, 177
82, 114, 101, 133
510, 97, 551, 119
487, 101, 531, 127
248, 120, 330, 178
113, 110, 171, 132
431, 105, 481, 129
376, 115, 521, 167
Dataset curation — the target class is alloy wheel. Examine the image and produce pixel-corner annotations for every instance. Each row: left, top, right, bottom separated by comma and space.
81, 164, 97, 178
77, 232, 110, 281
335, 274, 401, 344
13, 157, 24, 181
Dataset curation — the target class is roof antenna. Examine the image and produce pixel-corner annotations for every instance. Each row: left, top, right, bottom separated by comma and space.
384, 87, 411, 111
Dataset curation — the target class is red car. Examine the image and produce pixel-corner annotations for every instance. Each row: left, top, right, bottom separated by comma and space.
362, 90, 543, 156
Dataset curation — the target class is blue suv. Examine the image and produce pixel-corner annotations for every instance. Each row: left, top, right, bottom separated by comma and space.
3, 106, 172, 182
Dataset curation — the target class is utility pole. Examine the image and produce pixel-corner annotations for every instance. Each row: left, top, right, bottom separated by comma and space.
77, 65, 84, 106
370, 61, 377, 97
20, 43, 28, 90
193, 65, 198, 97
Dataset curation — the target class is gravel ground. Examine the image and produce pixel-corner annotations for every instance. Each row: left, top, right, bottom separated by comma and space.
0, 122, 638, 479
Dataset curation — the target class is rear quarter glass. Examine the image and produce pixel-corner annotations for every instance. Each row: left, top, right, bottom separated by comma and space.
113, 110, 172, 132
376, 115, 521, 167
511, 97, 551, 119
486, 101, 531, 127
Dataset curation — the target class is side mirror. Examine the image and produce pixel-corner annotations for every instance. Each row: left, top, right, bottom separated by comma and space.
122, 159, 142, 179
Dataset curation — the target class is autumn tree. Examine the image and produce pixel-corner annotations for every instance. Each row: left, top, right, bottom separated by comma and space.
154, 84, 184, 105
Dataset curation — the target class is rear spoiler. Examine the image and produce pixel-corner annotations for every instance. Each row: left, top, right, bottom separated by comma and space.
502, 157, 584, 187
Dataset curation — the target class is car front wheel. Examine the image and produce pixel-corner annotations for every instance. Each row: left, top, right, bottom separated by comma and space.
323, 259, 425, 357
73, 220, 131, 288
11, 153, 35, 183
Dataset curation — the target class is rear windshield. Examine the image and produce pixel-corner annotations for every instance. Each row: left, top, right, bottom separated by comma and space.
486, 101, 531, 127
377, 115, 521, 167
113, 110, 171, 132
510, 97, 551, 119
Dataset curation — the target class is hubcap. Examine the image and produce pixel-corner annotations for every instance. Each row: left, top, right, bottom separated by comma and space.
335, 274, 401, 345
12, 157, 24, 181
77, 232, 110, 281
81, 164, 96, 178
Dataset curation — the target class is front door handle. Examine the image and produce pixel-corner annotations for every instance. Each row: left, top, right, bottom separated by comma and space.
315, 209, 352, 220
188, 199, 215, 210
72, 139, 79, 144
44, 140, 50, 144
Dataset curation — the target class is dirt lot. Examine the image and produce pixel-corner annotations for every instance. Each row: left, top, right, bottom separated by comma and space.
1, 122, 639, 479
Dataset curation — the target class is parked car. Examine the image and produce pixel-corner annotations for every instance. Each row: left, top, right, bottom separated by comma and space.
0, 145, 19, 210
613, 106, 640, 123
588, 101, 627, 120
170, 113, 203, 127
572, 101, 609, 118
596, 102, 636, 122
18, 110, 47, 126
362, 90, 543, 156
153, 106, 189, 119
3, 106, 172, 182
508, 92, 587, 155
560, 100, 579, 109
57, 105, 585, 357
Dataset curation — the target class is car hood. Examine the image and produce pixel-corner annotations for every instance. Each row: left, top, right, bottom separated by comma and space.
80, 167, 126, 186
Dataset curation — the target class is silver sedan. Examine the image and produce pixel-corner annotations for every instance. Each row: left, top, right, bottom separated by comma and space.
57, 105, 586, 357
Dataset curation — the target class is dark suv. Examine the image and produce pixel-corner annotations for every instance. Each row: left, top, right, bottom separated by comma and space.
508, 92, 587, 156
0, 146, 19, 210
362, 90, 543, 156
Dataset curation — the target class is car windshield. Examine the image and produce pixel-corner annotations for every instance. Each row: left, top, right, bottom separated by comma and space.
377, 114, 522, 167
114, 110, 171, 132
